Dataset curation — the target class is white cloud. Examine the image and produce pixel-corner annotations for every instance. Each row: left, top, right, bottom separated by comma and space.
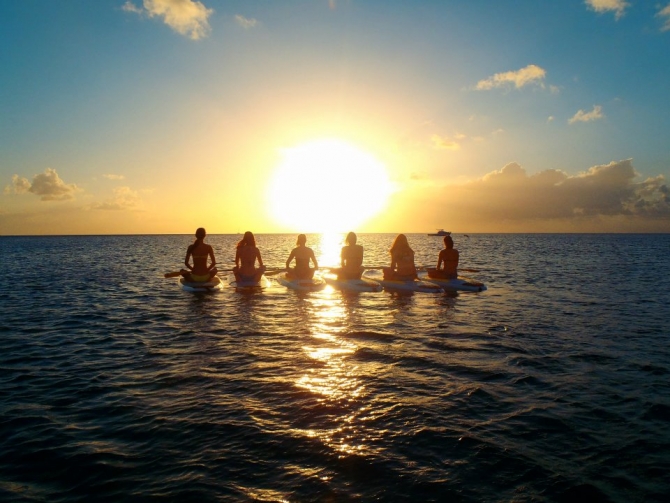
475, 64, 546, 91
90, 186, 141, 211
569, 105, 604, 124
658, 4, 670, 31
235, 14, 258, 29
122, 1, 143, 15
585, 0, 629, 20
124, 0, 214, 40
5, 168, 79, 201
102, 174, 125, 180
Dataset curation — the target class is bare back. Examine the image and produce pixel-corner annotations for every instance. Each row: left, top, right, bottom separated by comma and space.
188, 242, 215, 275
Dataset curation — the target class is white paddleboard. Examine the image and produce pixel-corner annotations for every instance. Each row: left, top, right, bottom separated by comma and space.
324, 274, 382, 293
230, 275, 272, 290
376, 278, 444, 294
276, 273, 327, 292
179, 275, 223, 293
423, 275, 487, 292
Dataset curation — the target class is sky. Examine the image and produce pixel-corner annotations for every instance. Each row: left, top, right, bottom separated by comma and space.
1, 0, 669, 235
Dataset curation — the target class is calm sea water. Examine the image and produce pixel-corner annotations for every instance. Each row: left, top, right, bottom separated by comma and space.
1, 233, 668, 502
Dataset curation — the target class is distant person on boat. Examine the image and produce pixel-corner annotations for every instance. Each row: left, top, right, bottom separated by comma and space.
427, 235, 459, 280
286, 234, 318, 279
181, 227, 218, 282
233, 231, 266, 283
332, 231, 364, 280
383, 234, 417, 281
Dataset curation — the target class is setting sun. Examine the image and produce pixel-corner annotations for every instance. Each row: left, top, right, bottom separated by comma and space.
267, 139, 393, 232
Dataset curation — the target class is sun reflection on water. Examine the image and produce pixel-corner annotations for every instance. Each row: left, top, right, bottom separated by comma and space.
314, 232, 346, 269
292, 294, 380, 456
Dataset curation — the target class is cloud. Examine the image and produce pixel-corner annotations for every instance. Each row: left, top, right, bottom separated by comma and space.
5, 168, 79, 201
475, 64, 546, 91
123, 0, 213, 40
235, 14, 258, 29
431, 134, 461, 150
658, 4, 670, 31
585, 0, 629, 20
435, 159, 669, 222
569, 105, 604, 124
90, 186, 141, 211
102, 174, 125, 180
122, 1, 143, 14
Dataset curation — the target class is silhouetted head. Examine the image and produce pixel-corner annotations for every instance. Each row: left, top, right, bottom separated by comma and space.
296, 234, 307, 246
195, 228, 206, 239
390, 233, 411, 253
346, 231, 357, 246
443, 235, 454, 249
238, 231, 255, 248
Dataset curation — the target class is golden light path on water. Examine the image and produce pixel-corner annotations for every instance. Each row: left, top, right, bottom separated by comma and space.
297, 233, 383, 457
246, 232, 395, 462
315, 232, 346, 269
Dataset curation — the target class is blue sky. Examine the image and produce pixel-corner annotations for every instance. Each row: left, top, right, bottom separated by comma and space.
1, 0, 669, 234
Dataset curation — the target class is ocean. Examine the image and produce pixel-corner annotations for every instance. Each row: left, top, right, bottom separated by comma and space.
1, 233, 668, 502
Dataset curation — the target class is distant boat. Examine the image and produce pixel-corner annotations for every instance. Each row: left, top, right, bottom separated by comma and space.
428, 229, 451, 236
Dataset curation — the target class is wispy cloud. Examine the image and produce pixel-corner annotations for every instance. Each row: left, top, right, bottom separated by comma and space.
122, 1, 143, 15
585, 0, 629, 20
90, 186, 141, 211
123, 0, 214, 40
431, 134, 461, 150
569, 105, 604, 124
4, 168, 80, 201
658, 4, 670, 31
235, 14, 258, 29
475, 64, 547, 91
102, 174, 125, 180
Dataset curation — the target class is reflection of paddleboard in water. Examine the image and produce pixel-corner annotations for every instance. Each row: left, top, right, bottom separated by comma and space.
422, 275, 487, 292
276, 273, 327, 292
230, 275, 272, 290
179, 276, 223, 292
376, 278, 444, 294
324, 274, 382, 293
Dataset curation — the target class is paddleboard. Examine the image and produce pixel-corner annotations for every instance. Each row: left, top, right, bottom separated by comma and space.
324, 274, 382, 293
376, 278, 444, 294
179, 275, 223, 293
230, 275, 272, 290
276, 273, 327, 292
424, 275, 487, 292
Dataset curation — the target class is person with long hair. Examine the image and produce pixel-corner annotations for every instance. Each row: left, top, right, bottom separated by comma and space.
233, 231, 266, 282
181, 228, 218, 282
427, 235, 459, 280
333, 231, 364, 280
382, 233, 417, 281
285, 234, 318, 279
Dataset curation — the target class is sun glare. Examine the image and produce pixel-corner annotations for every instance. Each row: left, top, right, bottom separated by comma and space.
267, 139, 392, 232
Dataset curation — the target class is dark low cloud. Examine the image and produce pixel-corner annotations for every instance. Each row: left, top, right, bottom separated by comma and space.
5, 168, 79, 201
388, 159, 670, 232
450, 159, 669, 220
